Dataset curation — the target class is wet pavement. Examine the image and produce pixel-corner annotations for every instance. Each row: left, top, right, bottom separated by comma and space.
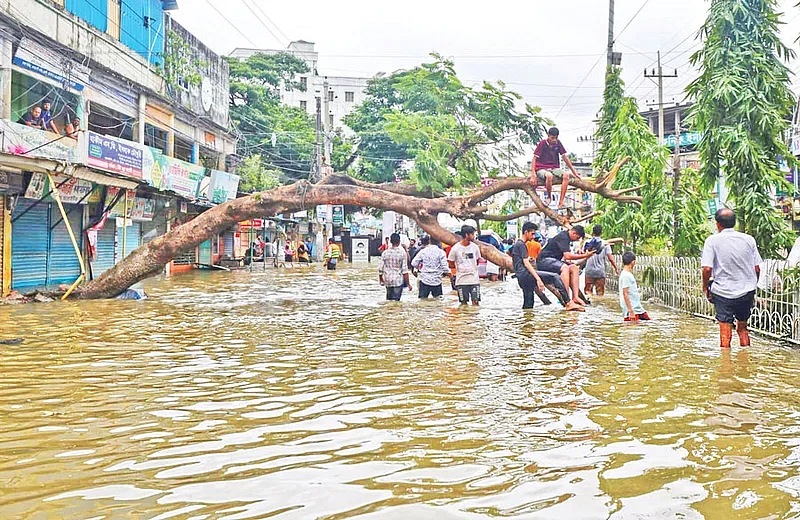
2, 265, 800, 519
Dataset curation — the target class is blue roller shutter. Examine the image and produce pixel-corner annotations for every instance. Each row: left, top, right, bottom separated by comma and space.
91, 220, 116, 277
48, 203, 83, 286
118, 222, 141, 260
11, 200, 49, 291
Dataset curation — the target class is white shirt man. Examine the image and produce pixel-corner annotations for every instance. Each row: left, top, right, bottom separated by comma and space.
411, 237, 449, 298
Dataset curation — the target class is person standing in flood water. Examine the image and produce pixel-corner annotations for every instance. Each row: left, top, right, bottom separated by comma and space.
379, 233, 411, 301
448, 225, 482, 306
702, 208, 762, 349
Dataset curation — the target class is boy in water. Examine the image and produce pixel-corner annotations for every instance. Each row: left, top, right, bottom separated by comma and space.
619, 252, 651, 322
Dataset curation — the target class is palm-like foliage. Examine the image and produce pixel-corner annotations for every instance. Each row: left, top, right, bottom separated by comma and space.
686, 0, 796, 257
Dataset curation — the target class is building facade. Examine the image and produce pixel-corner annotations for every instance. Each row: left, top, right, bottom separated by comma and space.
230, 41, 371, 133
0, 0, 240, 296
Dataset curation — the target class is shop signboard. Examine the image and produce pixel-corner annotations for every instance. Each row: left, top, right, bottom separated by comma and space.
351, 237, 370, 263
665, 131, 702, 150
13, 37, 91, 91
507, 220, 518, 239
332, 205, 344, 225
160, 156, 205, 200
316, 205, 328, 223
0, 119, 80, 162
86, 131, 145, 179
706, 199, 721, 218
131, 198, 156, 221
208, 170, 241, 204
107, 187, 137, 218
24, 172, 93, 204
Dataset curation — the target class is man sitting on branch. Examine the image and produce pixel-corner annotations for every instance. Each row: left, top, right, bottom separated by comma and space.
530, 127, 580, 209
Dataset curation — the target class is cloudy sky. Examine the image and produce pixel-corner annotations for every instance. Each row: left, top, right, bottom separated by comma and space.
174, 0, 800, 157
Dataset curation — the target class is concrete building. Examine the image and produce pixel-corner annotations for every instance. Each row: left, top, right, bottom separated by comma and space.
230, 41, 372, 133
0, 0, 240, 296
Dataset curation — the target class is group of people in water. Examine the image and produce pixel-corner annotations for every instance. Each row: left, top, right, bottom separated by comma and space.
375, 207, 763, 350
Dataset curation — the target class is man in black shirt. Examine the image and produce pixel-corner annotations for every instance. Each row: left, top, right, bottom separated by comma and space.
537, 225, 595, 306
513, 222, 583, 311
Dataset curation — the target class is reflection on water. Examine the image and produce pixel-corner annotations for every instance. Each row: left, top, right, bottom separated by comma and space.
2, 265, 800, 518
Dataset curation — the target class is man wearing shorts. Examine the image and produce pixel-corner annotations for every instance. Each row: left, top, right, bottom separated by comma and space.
702, 208, 762, 349
584, 224, 619, 296
530, 127, 580, 208
537, 225, 595, 306
448, 225, 482, 305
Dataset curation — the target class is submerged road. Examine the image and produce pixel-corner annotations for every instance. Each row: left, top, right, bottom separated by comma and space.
2, 265, 800, 518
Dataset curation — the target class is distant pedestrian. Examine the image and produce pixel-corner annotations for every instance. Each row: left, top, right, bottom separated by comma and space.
379, 237, 390, 253
305, 237, 315, 261
411, 235, 449, 298
324, 238, 342, 270
379, 233, 411, 301
584, 224, 619, 296
448, 225, 482, 306
619, 252, 650, 322
284, 243, 293, 263
702, 208, 762, 349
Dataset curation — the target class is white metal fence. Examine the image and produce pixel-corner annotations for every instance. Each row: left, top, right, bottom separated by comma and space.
605, 255, 800, 345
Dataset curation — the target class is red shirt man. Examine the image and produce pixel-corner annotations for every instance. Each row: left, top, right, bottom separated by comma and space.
530, 127, 579, 209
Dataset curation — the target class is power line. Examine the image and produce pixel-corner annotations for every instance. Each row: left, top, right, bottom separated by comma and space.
247, 0, 291, 44
200, 0, 258, 47
554, 53, 605, 119
239, 0, 285, 47
613, 0, 652, 43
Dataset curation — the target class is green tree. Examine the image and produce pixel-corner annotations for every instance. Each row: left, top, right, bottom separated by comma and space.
226, 53, 316, 184
345, 55, 548, 192
594, 69, 671, 251
686, 0, 796, 257
236, 154, 284, 193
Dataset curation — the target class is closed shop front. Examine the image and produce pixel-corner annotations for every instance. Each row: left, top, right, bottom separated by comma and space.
11, 199, 49, 291
48, 203, 84, 287
91, 219, 117, 278
223, 231, 234, 257
198, 239, 212, 266
117, 221, 141, 260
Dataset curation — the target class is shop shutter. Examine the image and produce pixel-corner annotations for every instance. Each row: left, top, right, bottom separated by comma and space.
198, 240, 212, 265
11, 200, 49, 291
48, 203, 83, 287
91, 219, 116, 277
223, 232, 234, 256
118, 222, 141, 260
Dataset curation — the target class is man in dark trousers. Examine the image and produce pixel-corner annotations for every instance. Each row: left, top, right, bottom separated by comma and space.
702, 208, 762, 349
512, 222, 583, 311
537, 225, 595, 307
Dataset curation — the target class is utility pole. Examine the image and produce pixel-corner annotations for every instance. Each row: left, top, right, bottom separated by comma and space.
607, 0, 615, 69
314, 96, 322, 181
644, 51, 678, 144
323, 79, 333, 160
672, 108, 682, 246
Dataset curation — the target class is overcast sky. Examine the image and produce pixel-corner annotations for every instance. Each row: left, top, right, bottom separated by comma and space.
174, 0, 800, 158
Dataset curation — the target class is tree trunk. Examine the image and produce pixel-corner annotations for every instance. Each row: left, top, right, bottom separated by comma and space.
79, 163, 640, 299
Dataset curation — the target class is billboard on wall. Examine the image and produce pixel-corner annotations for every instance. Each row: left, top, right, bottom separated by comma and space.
24, 173, 93, 205
208, 170, 240, 204
0, 119, 80, 162
13, 37, 91, 91
161, 155, 205, 200
87, 131, 145, 179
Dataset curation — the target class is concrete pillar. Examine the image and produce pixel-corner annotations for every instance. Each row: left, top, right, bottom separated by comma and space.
136, 93, 146, 145
0, 35, 12, 120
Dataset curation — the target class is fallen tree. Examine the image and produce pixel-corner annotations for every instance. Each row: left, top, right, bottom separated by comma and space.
78, 158, 634, 299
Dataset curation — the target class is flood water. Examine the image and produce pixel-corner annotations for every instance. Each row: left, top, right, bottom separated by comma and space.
3, 265, 800, 519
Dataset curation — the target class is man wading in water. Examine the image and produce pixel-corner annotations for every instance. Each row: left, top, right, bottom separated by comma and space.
448, 225, 482, 306
702, 208, 762, 349
379, 233, 412, 301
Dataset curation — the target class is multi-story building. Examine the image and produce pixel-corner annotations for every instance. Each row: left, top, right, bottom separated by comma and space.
230, 41, 371, 133
0, 0, 240, 296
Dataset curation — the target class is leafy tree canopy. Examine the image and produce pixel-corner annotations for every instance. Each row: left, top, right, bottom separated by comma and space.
345, 55, 548, 192
686, 0, 796, 256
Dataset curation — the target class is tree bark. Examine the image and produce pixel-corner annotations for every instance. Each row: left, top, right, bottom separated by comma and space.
79, 163, 638, 299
